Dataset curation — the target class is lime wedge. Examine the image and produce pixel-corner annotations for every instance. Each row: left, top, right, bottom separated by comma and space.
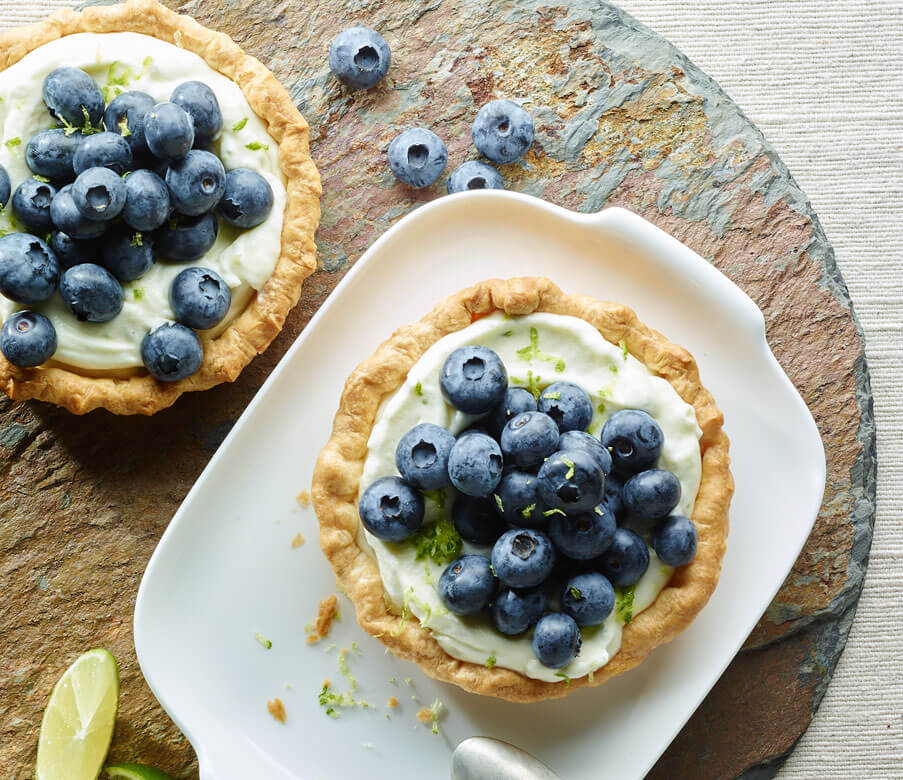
105, 764, 176, 780
35, 648, 119, 780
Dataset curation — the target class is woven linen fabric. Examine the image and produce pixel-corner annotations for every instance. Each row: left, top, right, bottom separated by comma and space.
1, 0, 900, 776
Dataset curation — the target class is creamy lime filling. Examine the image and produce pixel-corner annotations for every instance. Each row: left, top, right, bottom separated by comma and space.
0, 32, 286, 370
360, 312, 703, 683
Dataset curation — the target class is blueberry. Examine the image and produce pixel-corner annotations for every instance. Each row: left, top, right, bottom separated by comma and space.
623, 469, 681, 521
49, 186, 106, 240
448, 432, 503, 497
395, 422, 455, 490
329, 27, 391, 90
491, 528, 556, 588
0, 233, 60, 304
472, 99, 534, 165
59, 263, 123, 323
73, 132, 132, 176
446, 161, 503, 194
560, 572, 615, 627
557, 430, 612, 475
602, 471, 625, 518
500, 411, 559, 469
122, 169, 170, 231
144, 102, 195, 160
488, 386, 537, 436
0, 311, 57, 367
358, 475, 424, 542
601, 409, 664, 476
387, 128, 447, 189
12, 179, 58, 232
0, 165, 9, 208
104, 90, 156, 160
50, 231, 100, 269
170, 267, 232, 331
165, 149, 225, 216
538, 382, 593, 433
531, 613, 580, 669
653, 515, 698, 567
494, 470, 545, 528
536, 449, 604, 514
548, 503, 616, 560
491, 587, 546, 635
141, 322, 204, 382
171, 81, 222, 147
440, 345, 507, 414
452, 494, 506, 546
154, 212, 218, 262
41, 67, 104, 128
438, 554, 496, 616
25, 129, 82, 182
102, 227, 154, 282
599, 527, 650, 587
215, 168, 274, 229
71, 167, 126, 222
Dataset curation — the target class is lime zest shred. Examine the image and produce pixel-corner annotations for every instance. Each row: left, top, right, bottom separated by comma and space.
117, 116, 130, 137
516, 326, 566, 372
493, 493, 504, 513
588, 669, 594, 683
543, 508, 566, 517
232, 117, 249, 132
619, 339, 629, 359
542, 391, 561, 400
410, 515, 462, 566
609, 364, 619, 374
554, 672, 571, 686
32, 174, 50, 183
254, 631, 272, 649
486, 655, 497, 669
568, 586, 582, 600
526, 370, 542, 400
414, 380, 423, 396
615, 585, 636, 624
351, 641, 362, 655
594, 505, 604, 516
129, 232, 143, 247
133, 287, 144, 300
597, 402, 606, 414
317, 681, 356, 719
561, 456, 575, 480
502, 330, 513, 337
421, 488, 446, 509
520, 503, 536, 519
428, 698, 443, 734
4, 137, 21, 148
245, 140, 269, 151
338, 650, 358, 691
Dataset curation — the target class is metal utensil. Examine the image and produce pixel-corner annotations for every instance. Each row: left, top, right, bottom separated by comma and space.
451, 736, 561, 780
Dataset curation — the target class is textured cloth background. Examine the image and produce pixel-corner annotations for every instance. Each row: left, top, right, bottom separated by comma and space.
1, 0, 900, 776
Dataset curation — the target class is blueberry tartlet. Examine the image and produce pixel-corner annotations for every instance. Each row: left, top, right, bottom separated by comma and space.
0, 0, 320, 414
313, 277, 732, 702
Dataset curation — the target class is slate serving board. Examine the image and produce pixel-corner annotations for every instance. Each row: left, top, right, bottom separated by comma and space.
0, 1, 876, 777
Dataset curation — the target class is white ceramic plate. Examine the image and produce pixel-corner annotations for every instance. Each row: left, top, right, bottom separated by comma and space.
134, 193, 825, 780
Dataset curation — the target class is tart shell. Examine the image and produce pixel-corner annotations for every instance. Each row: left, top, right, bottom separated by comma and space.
0, 0, 321, 415
312, 277, 732, 702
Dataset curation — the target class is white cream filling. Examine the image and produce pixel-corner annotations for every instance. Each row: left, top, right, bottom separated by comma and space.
0, 32, 286, 370
360, 312, 703, 682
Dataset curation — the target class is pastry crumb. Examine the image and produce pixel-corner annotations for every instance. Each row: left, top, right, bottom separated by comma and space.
296, 490, 311, 508
416, 707, 432, 724
305, 594, 338, 643
387, 696, 398, 708
267, 698, 286, 723
291, 532, 305, 548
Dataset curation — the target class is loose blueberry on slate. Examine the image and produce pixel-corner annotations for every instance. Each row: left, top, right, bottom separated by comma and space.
446, 160, 503, 194
491, 528, 556, 588
49, 185, 106, 240
41, 67, 104, 127
560, 572, 615, 627
165, 149, 226, 216
0, 164, 9, 208
548, 503, 616, 560
538, 382, 593, 433
71, 167, 127, 222
0, 311, 57, 367
471, 99, 534, 165
491, 587, 546, 636
653, 515, 698, 568
440, 345, 507, 414
72, 132, 132, 176
448, 431, 503, 497
0, 233, 60, 304
599, 527, 650, 587
141, 322, 204, 382
557, 430, 612, 475
122, 169, 170, 232
216, 168, 274, 229
58, 263, 123, 323
452, 494, 507, 546
500, 411, 559, 469
358, 475, 424, 541
102, 228, 154, 282
494, 470, 546, 528
104, 90, 155, 159
623, 469, 681, 521
329, 27, 391, 90
144, 102, 195, 160
50, 231, 100, 269
531, 612, 581, 669
168, 266, 232, 330
438, 554, 497, 616
601, 409, 664, 476
25, 129, 82, 182
602, 471, 626, 518
536, 449, 605, 514
154, 212, 218, 262
395, 422, 455, 490
12, 178, 57, 232
171, 81, 222, 148
488, 386, 537, 436
387, 128, 447, 189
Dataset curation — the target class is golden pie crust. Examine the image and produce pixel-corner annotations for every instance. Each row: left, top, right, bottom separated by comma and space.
0, 0, 321, 415
313, 277, 732, 702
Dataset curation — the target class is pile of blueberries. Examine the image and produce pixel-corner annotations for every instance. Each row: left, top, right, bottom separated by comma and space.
328, 27, 534, 193
0, 65, 274, 380
359, 345, 699, 670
